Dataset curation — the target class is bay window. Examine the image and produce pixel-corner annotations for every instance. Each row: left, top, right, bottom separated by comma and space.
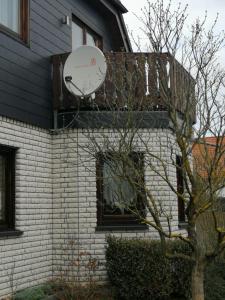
96, 152, 146, 229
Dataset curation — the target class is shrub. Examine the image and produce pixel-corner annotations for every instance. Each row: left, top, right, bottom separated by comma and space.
167, 240, 193, 299
106, 237, 172, 300
106, 236, 225, 300
205, 260, 225, 300
106, 237, 193, 300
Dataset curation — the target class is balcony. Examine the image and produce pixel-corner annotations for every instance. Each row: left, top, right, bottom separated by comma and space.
51, 52, 195, 123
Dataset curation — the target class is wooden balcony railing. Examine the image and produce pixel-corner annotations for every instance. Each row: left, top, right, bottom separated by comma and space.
51, 52, 196, 122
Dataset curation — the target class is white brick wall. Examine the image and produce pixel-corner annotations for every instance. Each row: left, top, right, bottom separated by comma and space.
0, 117, 181, 298
52, 128, 180, 283
0, 117, 52, 298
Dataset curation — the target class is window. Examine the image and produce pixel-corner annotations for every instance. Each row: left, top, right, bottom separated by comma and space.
176, 156, 185, 223
0, 0, 29, 43
96, 152, 146, 229
0, 146, 16, 231
72, 16, 102, 50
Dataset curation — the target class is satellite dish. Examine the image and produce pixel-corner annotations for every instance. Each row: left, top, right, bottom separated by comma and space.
63, 45, 107, 97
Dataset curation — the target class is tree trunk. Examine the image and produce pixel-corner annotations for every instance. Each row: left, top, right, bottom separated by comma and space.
191, 260, 205, 300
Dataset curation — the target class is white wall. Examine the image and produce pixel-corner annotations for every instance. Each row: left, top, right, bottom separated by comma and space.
0, 117, 52, 298
0, 119, 181, 297
52, 128, 180, 282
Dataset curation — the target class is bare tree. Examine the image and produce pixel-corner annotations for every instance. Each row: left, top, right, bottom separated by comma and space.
54, 1, 225, 299
133, 2, 225, 299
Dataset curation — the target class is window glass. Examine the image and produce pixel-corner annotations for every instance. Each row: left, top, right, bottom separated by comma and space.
0, 0, 20, 33
0, 155, 6, 223
97, 152, 145, 227
86, 32, 96, 47
103, 159, 137, 216
72, 21, 83, 50
72, 16, 102, 50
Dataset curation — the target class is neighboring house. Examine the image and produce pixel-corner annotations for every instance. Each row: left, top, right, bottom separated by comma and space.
193, 137, 225, 206
0, 0, 193, 297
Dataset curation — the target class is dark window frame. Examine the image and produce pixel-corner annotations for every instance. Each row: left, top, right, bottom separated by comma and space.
176, 155, 186, 224
0, 0, 29, 44
72, 15, 103, 50
96, 152, 146, 228
0, 145, 16, 231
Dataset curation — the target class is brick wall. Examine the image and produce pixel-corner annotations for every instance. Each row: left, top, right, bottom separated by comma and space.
52, 128, 180, 283
0, 117, 52, 298
0, 118, 181, 297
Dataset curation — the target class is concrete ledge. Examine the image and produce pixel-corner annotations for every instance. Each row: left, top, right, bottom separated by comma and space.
57, 110, 170, 129
0, 229, 23, 238
96, 225, 149, 232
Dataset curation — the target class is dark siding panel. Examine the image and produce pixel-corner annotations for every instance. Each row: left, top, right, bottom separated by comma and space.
30, 1, 71, 40
0, 45, 49, 76
0, 66, 51, 101
0, 34, 50, 70
30, 31, 66, 54
0, 57, 50, 90
0, 102, 51, 128
0, 89, 51, 116
0, 80, 50, 109
31, 13, 71, 47
0, 0, 120, 128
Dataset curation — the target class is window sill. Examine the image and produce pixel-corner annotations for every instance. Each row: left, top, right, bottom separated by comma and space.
0, 229, 24, 238
96, 224, 149, 232
0, 24, 29, 47
178, 222, 188, 230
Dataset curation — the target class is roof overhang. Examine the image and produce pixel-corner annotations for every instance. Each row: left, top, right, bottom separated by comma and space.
99, 0, 132, 51
108, 0, 128, 13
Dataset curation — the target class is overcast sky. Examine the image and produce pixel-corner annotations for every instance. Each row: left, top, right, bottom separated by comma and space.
121, 0, 225, 32
121, 0, 225, 63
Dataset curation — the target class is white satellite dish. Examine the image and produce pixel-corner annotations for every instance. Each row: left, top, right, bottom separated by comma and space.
63, 45, 107, 97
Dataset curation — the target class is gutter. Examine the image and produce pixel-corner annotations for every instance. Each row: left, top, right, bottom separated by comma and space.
108, 0, 128, 13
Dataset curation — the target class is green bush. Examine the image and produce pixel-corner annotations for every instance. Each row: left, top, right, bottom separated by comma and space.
106, 237, 193, 300
167, 240, 193, 299
107, 237, 179, 299
205, 260, 225, 300
106, 236, 225, 300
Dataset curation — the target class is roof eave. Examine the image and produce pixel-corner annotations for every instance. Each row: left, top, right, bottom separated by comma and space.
109, 0, 128, 13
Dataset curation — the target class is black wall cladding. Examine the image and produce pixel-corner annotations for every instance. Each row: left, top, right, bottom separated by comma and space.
0, 0, 121, 128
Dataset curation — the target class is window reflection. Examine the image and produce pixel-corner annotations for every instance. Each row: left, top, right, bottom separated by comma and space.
97, 152, 146, 227
0, 0, 20, 33
72, 16, 102, 50
86, 32, 96, 47
72, 21, 83, 50
103, 159, 137, 215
